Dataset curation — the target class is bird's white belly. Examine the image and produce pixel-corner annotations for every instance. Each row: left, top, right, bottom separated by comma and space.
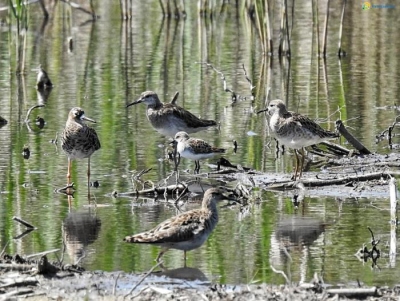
164, 233, 209, 251
277, 135, 322, 149
178, 147, 215, 160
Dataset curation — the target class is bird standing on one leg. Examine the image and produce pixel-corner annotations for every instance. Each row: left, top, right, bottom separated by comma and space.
259, 99, 339, 180
126, 91, 217, 137
123, 188, 226, 264
173, 131, 225, 173
61, 107, 101, 190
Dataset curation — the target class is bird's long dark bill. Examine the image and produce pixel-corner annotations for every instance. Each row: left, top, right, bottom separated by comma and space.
82, 116, 97, 123
256, 108, 268, 114
126, 99, 143, 108
169, 140, 177, 146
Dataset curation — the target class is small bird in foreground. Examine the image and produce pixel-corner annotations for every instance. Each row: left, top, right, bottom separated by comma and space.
61, 107, 101, 187
36, 64, 53, 89
123, 188, 226, 263
173, 131, 225, 173
126, 91, 217, 137
258, 99, 339, 180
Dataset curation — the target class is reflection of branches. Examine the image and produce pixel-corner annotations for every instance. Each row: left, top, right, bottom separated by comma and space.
375, 115, 400, 148
197, 62, 237, 101
25, 104, 45, 123
59, 0, 97, 18
241, 64, 255, 95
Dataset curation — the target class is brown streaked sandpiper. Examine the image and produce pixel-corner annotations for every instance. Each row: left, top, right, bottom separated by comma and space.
173, 131, 225, 173
259, 99, 339, 180
61, 107, 101, 187
126, 91, 217, 137
123, 188, 226, 263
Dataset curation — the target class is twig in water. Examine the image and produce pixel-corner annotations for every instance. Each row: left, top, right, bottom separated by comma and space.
174, 185, 189, 204
56, 183, 75, 194
233, 140, 238, 153
26, 248, 60, 259
125, 261, 163, 297
134, 168, 152, 181
25, 104, 45, 123
12, 216, 35, 229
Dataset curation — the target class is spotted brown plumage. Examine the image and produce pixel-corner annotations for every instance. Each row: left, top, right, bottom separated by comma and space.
173, 131, 225, 173
127, 91, 217, 137
264, 99, 339, 180
123, 188, 225, 263
61, 107, 101, 187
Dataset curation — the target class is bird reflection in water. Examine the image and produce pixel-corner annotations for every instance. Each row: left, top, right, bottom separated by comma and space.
153, 266, 208, 282
62, 207, 101, 264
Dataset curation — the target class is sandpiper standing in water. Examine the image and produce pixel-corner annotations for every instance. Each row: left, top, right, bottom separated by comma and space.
126, 91, 217, 137
124, 188, 226, 263
259, 99, 339, 180
173, 131, 225, 173
61, 107, 101, 188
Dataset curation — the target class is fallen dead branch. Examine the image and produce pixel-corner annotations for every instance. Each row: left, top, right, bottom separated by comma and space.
336, 120, 371, 155
122, 183, 188, 197
264, 171, 394, 190
326, 287, 377, 298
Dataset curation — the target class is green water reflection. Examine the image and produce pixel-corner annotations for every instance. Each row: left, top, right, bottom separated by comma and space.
0, 0, 399, 286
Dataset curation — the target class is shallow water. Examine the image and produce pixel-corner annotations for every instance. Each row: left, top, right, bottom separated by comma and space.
0, 0, 400, 286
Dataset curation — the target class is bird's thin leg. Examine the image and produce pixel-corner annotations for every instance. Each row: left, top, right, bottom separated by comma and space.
87, 157, 91, 199
194, 161, 199, 174
156, 248, 169, 263
299, 148, 305, 179
292, 150, 299, 181
184, 250, 187, 267
67, 158, 72, 185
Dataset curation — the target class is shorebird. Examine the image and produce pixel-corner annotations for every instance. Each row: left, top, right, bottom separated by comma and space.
259, 99, 339, 180
173, 131, 225, 173
36, 65, 53, 89
126, 91, 217, 137
61, 107, 101, 187
123, 188, 226, 263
